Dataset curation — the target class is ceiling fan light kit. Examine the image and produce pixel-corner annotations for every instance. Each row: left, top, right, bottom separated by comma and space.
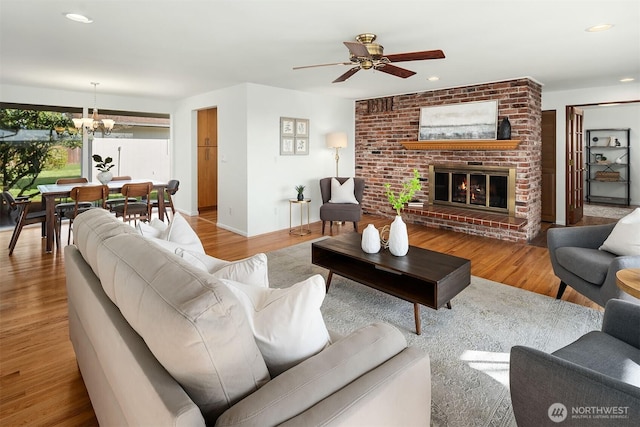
296, 33, 445, 83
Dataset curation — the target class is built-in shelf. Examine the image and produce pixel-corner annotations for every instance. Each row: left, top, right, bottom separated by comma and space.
400, 140, 521, 150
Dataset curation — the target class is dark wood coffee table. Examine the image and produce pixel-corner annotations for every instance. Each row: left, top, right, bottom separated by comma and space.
312, 233, 471, 335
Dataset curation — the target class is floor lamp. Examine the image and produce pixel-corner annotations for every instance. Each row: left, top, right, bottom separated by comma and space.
326, 132, 348, 177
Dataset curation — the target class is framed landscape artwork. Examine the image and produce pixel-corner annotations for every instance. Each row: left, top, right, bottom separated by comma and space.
419, 100, 498, 141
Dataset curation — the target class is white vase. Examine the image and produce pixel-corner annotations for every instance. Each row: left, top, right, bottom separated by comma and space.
388, 215, 409, 256
361, 224, 381, 253
97, 171, 113, 184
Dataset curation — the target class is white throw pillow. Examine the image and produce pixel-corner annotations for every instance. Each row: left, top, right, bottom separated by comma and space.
145, 212, 205, 254
599, 208, 640, 256
329, 177, 359, 204
136, 218, 168, 238
177, 249, 269, 288
220, 274, 331, 376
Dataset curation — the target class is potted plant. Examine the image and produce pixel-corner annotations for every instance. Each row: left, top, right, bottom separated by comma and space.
295, 185, 306, 201
92, 154, 115, 184
383, 169, 421, 256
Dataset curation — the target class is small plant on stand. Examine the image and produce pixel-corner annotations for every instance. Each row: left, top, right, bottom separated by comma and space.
295, 185, 306, 201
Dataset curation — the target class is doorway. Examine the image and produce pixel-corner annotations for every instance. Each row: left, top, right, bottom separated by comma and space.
197, 107, 218, 211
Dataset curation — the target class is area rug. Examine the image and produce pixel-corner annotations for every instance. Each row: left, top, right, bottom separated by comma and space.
583, 204, 634, 219
266, 239, 604, 427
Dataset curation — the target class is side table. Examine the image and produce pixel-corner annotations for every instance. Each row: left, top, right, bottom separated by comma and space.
289, 199, 311, 236
616, 268, 640, 299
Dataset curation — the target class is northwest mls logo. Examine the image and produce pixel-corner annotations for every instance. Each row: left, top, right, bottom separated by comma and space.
548, 403, 568, 423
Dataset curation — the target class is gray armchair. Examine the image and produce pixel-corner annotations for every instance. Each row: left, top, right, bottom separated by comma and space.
510, 299, 640, 427
548, 222, 640, 307
319, 177, 364, 235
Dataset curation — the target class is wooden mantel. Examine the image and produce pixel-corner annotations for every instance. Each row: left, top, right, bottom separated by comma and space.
401, 140, 521, 150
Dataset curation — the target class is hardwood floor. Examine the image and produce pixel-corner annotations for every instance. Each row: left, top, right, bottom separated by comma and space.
1, 210, 609, 426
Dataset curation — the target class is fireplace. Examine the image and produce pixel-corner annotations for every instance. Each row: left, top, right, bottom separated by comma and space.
428, 164, 516, 216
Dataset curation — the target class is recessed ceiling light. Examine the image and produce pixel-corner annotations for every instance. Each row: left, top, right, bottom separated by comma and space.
586, 24, 613, 32
427, 76, 440, 81
65, 13, 93, 24
620, 77, 635, 83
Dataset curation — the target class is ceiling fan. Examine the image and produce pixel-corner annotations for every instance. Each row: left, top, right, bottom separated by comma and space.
293, 33, 445, 83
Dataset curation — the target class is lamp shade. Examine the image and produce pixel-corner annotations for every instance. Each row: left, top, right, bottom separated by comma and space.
326, 132, 348, 149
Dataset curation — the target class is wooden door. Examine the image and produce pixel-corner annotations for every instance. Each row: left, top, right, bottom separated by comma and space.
566, 106, 584, 225
541, 110, 556, 222
197, 108, 218, 210
198, 146, 217, 209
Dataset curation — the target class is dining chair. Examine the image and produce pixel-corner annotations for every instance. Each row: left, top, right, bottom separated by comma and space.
112, 182, 153, 224
105, 176, 137, 210
54, 177, 93, 221
151, 179, 179, 221
3, 191, 54, 255
60, 185, 109, 245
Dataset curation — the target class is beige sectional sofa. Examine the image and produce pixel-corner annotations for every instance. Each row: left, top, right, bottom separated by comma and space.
65, 209, 431, 426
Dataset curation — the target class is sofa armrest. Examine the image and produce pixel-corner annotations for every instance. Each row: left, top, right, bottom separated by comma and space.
510, 346, 640, 427
602, 299, 640, 348
547, 222, 616, 252
599, 256, 640, 303
215, 323, 415, 427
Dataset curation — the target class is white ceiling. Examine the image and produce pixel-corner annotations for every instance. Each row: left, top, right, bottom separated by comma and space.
1, 0, 638, 102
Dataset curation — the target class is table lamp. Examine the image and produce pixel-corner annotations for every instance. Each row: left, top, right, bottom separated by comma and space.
326, 132, 348, 177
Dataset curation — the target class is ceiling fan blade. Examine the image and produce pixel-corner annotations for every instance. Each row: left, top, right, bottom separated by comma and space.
343, 41, 370, 58
293, 62, 353, 70
385, 49, 445, 62
333, 67, 361, 83
376, 64, 416, 79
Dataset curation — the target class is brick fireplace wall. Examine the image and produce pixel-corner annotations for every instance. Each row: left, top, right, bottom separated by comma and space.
355, 78, 542, 242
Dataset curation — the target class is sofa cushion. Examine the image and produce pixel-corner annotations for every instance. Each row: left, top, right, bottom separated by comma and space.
599, 208, 640, 256
178, 249, 269, 288
329, 177, 359, 204
92, 233, 270, 425
220, 274, 331, 376
556, 246, 616, 285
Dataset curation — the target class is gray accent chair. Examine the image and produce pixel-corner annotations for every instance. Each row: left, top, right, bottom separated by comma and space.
510, 299, 640, 427
548, 222, 640, 307
319, 177, 364, 235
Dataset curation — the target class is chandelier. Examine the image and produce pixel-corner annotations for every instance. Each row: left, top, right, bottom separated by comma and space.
72, 82, 115, 136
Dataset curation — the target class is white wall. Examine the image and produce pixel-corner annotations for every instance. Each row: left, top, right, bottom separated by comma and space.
542, 82, 640, 225
172, 83, 354, 236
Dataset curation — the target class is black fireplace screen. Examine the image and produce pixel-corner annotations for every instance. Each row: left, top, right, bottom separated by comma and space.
432, 166, 513, 214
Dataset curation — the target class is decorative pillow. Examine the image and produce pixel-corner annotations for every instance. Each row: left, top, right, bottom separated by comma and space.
329, 177, 359, 204
220, 274, 331, 376
135, 218, 168, 238
144, 212, 205, 254
177, 249, 269, 288
599, 208, 640, 256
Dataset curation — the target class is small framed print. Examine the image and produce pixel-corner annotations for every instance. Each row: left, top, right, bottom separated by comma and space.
295, 119, 309, 137
295, 138, 309, 155
281, 117, 295, 137
280, 137, 295, 155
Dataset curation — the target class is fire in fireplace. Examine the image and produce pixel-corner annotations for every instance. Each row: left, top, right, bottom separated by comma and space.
429, 164, 516, 216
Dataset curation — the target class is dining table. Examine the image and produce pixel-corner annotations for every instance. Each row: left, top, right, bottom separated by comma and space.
37, 179, 168, 253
